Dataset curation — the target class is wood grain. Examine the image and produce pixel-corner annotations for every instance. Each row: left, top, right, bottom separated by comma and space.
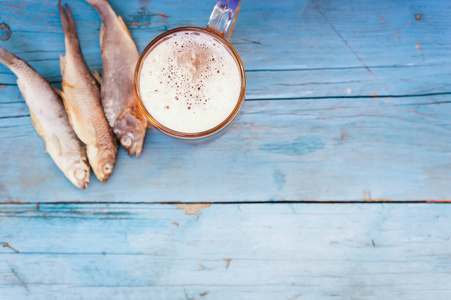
0, 0, 449, 97
0, 0, 450, 202
1, 0, 450, 298
1, 95, 450, 202
1, 203, 451, 299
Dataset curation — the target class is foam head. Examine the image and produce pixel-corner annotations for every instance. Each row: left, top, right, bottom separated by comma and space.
139, 30, 242, 134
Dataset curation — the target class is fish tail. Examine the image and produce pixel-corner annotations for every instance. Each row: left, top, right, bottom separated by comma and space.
59, 1, 78, 39
84, 0, 108, 9
0, 45, 16, 67
84, 0, 113, 21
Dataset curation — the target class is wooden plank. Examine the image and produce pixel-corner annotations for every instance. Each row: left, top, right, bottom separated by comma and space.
245, 65, 451, 100
2, 63, 451, 111
0, 0, 450, 202
1, 96, 450, 202
1, 203, 451, 299
0, 0, 450, 98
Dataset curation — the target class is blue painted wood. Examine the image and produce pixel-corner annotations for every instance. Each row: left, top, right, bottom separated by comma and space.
1, 1, 451, 298
1, 96, 451, 202
1, 203, 451, 299
0, 0, 450, 97
0, 0, 450, 201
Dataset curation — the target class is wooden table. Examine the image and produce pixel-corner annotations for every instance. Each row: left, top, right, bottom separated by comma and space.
1, 0, 450, 298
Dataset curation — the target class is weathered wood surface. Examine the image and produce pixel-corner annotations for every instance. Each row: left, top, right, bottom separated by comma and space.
1, 1, 451, 298
0, 0, 450, 201
1, 0, 450, 96
1, 203, 451, 299
1, 96, 451, 202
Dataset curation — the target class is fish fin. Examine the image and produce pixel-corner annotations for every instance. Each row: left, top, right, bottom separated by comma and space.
60, 55, 66, 76
52, 85, 63, 97
53, 88, 66, 106
56, 87, 68, 106
51, 134, 63, 157
16, 78, 27, 97
59, 1, 78, 39
100, 23, 105, 49
28, 110, 47, 141
90, 120, 100, 148
118, 16, 132, 39
92, 70, 102, 85
57, 89, 75, 129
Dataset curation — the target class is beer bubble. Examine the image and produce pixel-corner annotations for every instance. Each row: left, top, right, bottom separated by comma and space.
139, 30, 241, 133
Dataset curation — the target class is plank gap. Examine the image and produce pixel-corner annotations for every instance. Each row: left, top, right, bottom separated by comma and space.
1, 200, 451, 206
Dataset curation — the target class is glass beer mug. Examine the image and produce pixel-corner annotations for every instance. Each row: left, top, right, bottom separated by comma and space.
134, 0, 245, 141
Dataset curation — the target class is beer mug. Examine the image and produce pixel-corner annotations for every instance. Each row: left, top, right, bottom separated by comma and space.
134, 0, 245, 140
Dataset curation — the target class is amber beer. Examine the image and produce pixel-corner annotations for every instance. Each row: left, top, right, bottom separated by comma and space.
135, 1, 244, 139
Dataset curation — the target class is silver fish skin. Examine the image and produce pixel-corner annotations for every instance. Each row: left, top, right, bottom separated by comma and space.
86, 0, 148, 157
59, 1, 117, 182
0, 46, 90, 189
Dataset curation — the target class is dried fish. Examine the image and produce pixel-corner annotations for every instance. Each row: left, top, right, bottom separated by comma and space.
0, 46, 89, 189
59, 1, 117, 181
86, 0, 148, 157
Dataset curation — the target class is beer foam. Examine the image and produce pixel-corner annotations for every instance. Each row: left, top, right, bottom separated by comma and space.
139, 30, 242, 134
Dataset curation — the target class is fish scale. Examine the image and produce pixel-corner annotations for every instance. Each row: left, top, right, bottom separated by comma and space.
86, 0, 148, 157
0, 45, 90, 189
59, 1, 117, 182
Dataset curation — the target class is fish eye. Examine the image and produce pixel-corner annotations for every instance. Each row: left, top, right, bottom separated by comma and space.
74, 166, 87, 181
121, 135, 132, 147
103, 163, 113, 175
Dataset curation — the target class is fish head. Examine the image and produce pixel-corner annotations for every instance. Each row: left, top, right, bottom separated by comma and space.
114, 111, 147, 157
90, 147, 116, 182
67, 159, 90, 189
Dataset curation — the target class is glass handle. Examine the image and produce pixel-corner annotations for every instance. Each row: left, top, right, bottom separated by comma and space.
207, 0, 241, 41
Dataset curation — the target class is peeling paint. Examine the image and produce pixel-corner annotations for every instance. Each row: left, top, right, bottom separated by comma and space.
363, 189, 372, 201
157, 13, 168, 18
140, 0, 151, 11
1, 242, 19, 253
176, 204, 211, 215
224, 258, 232, 269
130, 22, 151, 26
